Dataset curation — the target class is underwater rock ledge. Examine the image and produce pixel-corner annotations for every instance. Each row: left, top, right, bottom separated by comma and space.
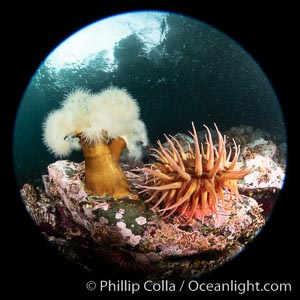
21, 159, 265, 279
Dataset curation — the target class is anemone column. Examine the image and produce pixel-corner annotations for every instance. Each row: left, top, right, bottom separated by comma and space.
81, 137, 130, 197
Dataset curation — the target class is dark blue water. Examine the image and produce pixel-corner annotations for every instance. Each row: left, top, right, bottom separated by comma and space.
13, 12, 286, 188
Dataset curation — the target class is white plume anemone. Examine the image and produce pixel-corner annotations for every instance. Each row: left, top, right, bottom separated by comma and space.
42, 86, 148, 159
42, 86, 149, 197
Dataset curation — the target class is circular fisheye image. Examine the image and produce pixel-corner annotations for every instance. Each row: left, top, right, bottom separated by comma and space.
14, 11, 287, 280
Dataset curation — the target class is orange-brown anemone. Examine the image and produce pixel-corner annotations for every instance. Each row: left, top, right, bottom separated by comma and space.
138, 122, 250, 222
79, 133, 130, 197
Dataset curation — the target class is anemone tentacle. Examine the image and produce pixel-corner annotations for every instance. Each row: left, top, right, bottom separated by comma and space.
138, 123, 251, 223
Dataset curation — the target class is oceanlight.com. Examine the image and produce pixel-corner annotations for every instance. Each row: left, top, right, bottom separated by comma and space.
85, 279, 292, 294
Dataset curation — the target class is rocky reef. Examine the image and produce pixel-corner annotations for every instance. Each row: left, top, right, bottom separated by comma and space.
20, 125, 285, 279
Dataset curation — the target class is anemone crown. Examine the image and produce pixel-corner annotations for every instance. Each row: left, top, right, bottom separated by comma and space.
42, 86, 148, 160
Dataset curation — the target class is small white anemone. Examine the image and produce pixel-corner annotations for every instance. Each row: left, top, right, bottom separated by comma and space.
123, 119, 149, 160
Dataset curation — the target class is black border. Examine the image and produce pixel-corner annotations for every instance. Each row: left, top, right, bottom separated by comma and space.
8, 1, 295, 297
